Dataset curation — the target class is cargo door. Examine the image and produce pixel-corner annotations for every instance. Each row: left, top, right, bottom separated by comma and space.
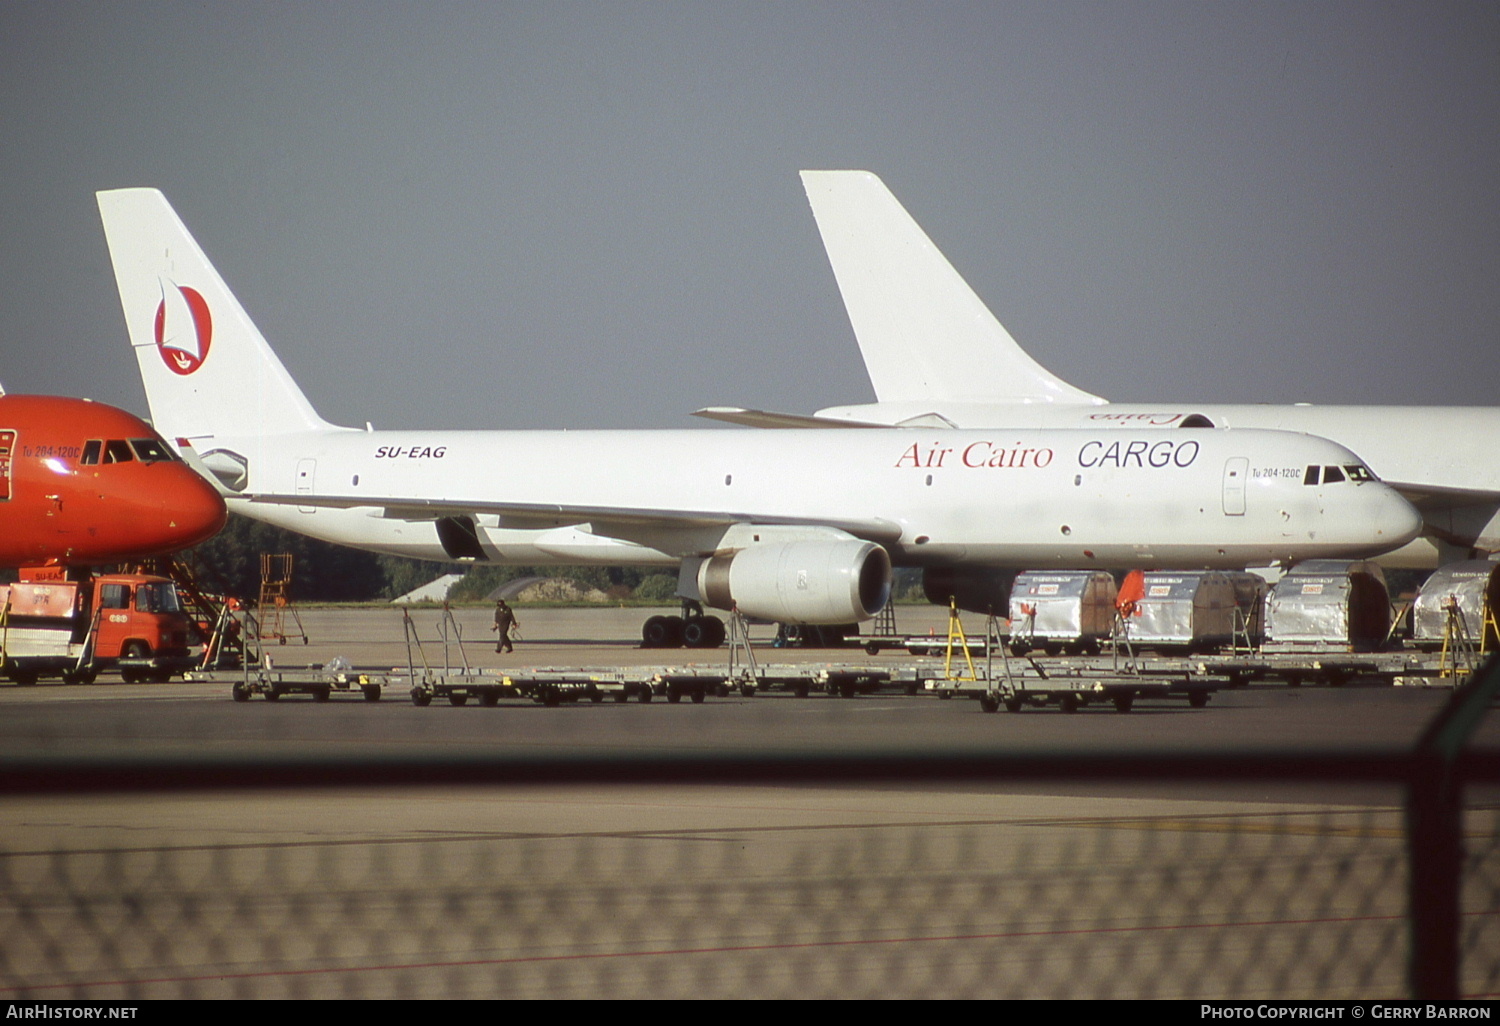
1222, 457, 1247, 516
295, 458, 316, 514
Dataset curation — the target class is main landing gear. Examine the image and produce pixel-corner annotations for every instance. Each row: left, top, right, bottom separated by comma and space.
641, 601, 727, 649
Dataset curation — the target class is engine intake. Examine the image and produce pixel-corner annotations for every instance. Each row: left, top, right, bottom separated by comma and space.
697, 540, 892, 624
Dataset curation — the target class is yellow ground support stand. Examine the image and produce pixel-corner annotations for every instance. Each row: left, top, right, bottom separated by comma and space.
943, 598, 980, 682
1437, 598, 1477, 680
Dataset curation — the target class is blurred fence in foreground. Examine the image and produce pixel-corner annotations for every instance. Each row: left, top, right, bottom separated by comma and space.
0, 752, 1494, 999
0, 663, 1495, 999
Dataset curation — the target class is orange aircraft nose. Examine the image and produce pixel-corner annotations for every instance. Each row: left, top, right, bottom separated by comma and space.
142, 465, 228, 553
165, 466, 229, 548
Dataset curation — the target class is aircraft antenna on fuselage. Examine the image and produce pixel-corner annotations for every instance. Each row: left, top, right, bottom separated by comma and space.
800, 170, 1103, 407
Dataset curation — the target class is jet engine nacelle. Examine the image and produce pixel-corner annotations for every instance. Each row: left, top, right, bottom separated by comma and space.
697, 540, 892, 624
923, 566, 1017, 616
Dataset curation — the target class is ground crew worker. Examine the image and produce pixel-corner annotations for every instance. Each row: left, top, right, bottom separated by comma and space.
492, 598, 519, 653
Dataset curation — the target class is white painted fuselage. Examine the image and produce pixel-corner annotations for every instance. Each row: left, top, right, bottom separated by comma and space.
223, 423, 1419, 570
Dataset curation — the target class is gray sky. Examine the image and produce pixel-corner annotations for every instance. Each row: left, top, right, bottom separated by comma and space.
2, 1, 1497, 430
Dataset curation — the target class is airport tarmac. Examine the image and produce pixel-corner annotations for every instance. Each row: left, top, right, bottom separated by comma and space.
0, 607, 1495, 998
0, 605, 1488, 761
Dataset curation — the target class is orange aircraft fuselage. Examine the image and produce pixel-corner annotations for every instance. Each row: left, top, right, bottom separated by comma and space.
0, 395, 227, 565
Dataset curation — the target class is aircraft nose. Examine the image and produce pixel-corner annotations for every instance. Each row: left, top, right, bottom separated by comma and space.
158, 467, 229, 549
1370, 485, 1423, 552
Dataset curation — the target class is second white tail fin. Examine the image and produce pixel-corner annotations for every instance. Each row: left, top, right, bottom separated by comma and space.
800, 170, 1102, 407
97, 188, 334, 443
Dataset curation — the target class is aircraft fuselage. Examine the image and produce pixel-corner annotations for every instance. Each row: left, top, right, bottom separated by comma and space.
216, 424, 1421, 570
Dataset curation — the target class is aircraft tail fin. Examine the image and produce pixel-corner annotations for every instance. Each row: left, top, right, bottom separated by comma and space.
800, 170, 1102, 406
96, 189, 333, 443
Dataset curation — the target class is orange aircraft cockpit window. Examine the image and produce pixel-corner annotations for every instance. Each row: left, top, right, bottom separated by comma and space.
102, 440, 134, 464
0, 429, 13, 501
80, 440, 102, 466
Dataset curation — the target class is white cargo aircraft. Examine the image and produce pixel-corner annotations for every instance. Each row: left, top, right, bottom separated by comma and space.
698, 170, 1500, 569
98, 188, 1420, 642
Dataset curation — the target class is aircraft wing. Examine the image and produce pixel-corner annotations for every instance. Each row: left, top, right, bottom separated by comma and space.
1387, 481, 1500, 510
691, 406, 882, 429
691, 406, 961, 430
244, 492, 905, 548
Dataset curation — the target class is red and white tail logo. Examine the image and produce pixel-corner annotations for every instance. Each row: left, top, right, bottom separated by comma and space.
154, 282, 212, 375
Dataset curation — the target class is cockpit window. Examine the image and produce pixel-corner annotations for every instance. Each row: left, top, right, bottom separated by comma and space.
81, 440, 102, 466
102, 440, 134, 464
1344, 465, 1376, 483
130, 438, 176, 463
1303, 466, 1320, 486
1322, 466, 1346, 484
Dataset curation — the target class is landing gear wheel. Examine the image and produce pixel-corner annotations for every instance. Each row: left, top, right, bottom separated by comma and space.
641, 616, 667, 648
642, 615, 685, 648
682, 616, 725, 649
